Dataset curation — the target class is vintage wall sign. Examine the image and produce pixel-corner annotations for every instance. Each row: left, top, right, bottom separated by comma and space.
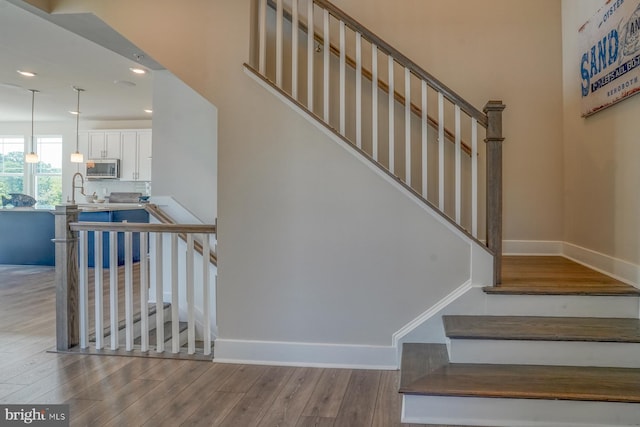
579, 0, 640, 116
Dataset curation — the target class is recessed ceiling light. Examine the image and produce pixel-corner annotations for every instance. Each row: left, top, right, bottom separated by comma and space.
144, 109, 153, 114
129, 67, 147, 75
17, 70, 37, 77
69, 111, 79, 115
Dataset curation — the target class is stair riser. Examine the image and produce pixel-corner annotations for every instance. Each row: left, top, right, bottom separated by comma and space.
448, 339, 640, 368
108, 304, 172, 345
402, 394, 640, 427
484, 294, 639, 318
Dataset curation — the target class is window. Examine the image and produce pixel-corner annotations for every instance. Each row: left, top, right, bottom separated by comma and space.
35, 136, 63, 208
0, 136, 25, 198
0, 135, 62, 208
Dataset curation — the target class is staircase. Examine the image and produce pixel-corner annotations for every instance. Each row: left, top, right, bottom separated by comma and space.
400, 256, 640, 427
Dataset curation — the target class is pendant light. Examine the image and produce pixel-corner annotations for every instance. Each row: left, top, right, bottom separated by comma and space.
70, 86, 84, 163
24, 89, 39, 164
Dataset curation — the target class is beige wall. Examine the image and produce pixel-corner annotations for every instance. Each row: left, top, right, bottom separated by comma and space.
330, 0, 565, 242
562, 0, 640, 265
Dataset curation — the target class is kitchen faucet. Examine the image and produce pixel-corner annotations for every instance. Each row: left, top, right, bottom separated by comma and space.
71, 172, 86, 205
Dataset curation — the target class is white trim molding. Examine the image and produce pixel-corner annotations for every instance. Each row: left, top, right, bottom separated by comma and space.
563, 242, 640, 289
213, 338, 398, 370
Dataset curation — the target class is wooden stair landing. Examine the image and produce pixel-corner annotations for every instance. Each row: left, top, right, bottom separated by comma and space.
400, 362, 640, 404
443, 315, 640, 343
485, 256, 640, 295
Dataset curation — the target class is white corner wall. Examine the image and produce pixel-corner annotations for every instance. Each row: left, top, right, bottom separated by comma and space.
152, 70, 218, 224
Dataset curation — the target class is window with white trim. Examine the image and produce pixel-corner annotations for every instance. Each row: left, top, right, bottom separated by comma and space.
0, 136, 25, 199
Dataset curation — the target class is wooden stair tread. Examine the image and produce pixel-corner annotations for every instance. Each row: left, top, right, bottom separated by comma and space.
400, 343, 449, 389
400, 363, 640, 403
490, 256, 640, 295
134, 320, 188, 345
443, 315, 640, 343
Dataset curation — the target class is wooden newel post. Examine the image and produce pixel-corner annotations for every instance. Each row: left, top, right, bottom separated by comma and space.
53, 204, 80, 350
484, 100, 506, 286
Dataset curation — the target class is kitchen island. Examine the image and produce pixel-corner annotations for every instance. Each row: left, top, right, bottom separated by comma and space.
0, 204, 149, 266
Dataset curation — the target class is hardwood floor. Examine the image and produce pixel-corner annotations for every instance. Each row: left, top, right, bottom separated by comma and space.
0, 265, 438, 426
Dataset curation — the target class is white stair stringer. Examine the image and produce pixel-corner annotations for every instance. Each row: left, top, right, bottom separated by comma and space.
401, 394, 640, 427
448, 339, 640, 368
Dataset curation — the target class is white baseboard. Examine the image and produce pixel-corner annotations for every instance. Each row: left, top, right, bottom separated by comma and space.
563, 242, 640, 289
213, 338, 398, 370
503, 240, 563, 255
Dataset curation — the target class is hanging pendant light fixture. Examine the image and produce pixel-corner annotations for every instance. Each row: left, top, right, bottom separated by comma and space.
25, 89, 39, 164
70, 86, 84, 163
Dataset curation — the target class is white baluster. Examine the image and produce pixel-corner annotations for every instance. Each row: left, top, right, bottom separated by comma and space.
455, 105, 462, 224
421, 80, 428, 199
307, 0, 314, 111
438, 92, 445, 211
472, 118, 479, 238
372, 44, 378, 160
258, 0, 267, 74
94, 231, 104, 350
276, 0, 284, 87
187, 234, 195, 355
339, 20, 346, 135
79, 230, 88, 349
323, 9, 330, 122
171, 234, 179, 353
140, 232, 149, 352
203, 235, 211, 356
388, 55, 395, 174
155, 233, 164, 353
292, 0, 298, 99
124, 230, 133, 351
355, 32, 362, 149
405, 66, 411, 186
109, 231, 119, 350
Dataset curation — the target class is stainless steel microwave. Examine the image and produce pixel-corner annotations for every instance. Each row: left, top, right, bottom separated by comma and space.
86, 159, 120, 179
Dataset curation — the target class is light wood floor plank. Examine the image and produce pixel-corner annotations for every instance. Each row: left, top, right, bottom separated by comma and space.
333, 370, 381, 427
301, 368, 352, 418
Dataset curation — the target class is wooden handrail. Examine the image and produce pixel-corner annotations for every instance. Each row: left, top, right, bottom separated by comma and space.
266, 0, 474, 155
144, 204, 218, 266
70, 221, 216, 234
314, 0, 488, 128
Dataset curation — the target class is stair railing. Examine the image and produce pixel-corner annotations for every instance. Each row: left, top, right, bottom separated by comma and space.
251, 0, 505, 284
53, 204, 216, 357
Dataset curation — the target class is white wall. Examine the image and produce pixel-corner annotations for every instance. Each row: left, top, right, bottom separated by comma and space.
562, 0, 640, 269
152, 70, 218, 224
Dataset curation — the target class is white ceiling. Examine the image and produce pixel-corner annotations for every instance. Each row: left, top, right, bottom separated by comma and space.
0, 0, 158, 123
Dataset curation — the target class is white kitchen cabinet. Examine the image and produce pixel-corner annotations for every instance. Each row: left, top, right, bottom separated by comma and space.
88, 131, 121, 159
120, 130, 152, 181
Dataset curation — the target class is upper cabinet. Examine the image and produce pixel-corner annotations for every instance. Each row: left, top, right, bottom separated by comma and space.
82, 129, 152, 181
120, 130, 152, 181
88, 131, 121, 159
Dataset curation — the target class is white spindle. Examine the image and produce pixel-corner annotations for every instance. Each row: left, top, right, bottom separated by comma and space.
187, 234, 195, 355
372, 44, 378, 160
258, 0, 267, 74
455, 105, 462, 224
276, 0, 284, 87
291, 0, 298, 99
79, 230, 88, 349
307, 0, 314, 110
155, 233, 164, 353
140, 232, 149, 352
124, 231, 133, 351
388, 55, 395, 174
109, 231, 118, 350
171, 234, 179, 353
405, 66, 411, 186
323, 9, 330, 122
438, 92, 445, 211
203, 235, 211, 356
94, 231, 104, 350
421, 80, 428, 199
472, 118, 479, 238
339, 20, 346, 135
355, 32, 362, 149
